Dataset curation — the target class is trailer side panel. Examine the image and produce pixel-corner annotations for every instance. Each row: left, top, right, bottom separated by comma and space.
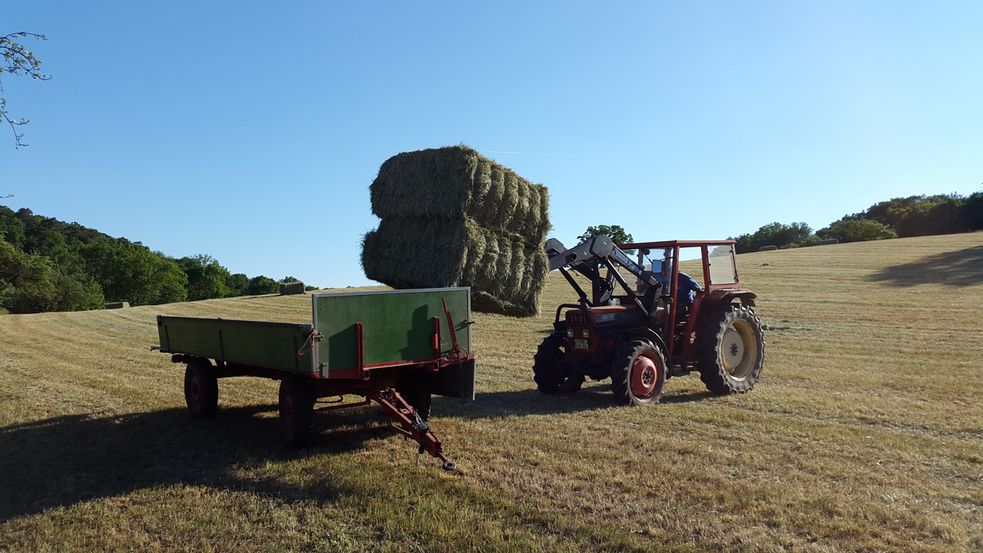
313, 288, 471, 369
157, 316, 315, 373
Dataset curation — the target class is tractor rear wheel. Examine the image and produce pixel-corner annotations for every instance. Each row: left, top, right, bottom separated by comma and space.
610, 339, 666, 406
697, 303, 765, 395
533, 333, 584, 394
279, 376, 315, 447
184, 358, 218, 417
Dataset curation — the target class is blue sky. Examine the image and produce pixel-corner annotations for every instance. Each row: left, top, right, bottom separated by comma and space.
3, 1, 981, 286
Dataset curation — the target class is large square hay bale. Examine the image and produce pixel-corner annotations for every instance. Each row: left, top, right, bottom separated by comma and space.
370, 146, 550, 244
361, 217, 548, 317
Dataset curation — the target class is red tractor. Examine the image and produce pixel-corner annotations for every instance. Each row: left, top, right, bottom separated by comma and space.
534, 235, 765, 405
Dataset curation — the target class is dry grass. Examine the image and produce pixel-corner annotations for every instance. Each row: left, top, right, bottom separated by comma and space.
1, 233, 982, 552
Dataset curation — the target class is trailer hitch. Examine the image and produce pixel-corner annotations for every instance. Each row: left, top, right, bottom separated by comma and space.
372, 387, 456, 471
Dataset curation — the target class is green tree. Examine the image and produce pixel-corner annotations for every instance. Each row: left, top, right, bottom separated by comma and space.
178, 255, 231, 301
731, 222, 813, 253
577, 225, 635, 252
577, 225, 633, 244
966, 191, 983, 230
1, 32, 50, 148
817, 219, 897, 243
226, 273, 249, 297
81, 239, 188, 305
0, 205, 26, 247
246, 275, 279, 295
861, 194, 973, 237
0, 236, 103, 313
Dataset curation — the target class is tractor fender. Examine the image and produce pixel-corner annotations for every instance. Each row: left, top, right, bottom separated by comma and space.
628, 328, 670, 357
704, 289, 757, 308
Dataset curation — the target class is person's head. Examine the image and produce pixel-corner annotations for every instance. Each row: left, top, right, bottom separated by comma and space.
659, 249, 671, 276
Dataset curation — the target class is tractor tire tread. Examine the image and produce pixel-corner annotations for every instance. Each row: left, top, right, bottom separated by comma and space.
279, 376, 315, 447
533, 333, 584, 394
184, 358, 218, 418
610, 339, 665, 406
697, 303, 766, 395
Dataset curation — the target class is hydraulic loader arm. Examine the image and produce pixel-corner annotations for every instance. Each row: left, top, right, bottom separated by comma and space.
545, 235, 656, 285
544, 235, 660, 312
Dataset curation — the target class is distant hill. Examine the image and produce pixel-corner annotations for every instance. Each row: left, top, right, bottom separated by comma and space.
731, 191, 982, 252
0, 205, 300, 314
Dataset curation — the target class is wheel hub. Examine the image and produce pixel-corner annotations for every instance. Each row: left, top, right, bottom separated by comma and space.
721, 320, 757, 379
722, 327, 746, 370
630, 354, 659, 398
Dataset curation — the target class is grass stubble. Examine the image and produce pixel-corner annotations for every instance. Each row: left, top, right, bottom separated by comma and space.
1, 233, 981, 552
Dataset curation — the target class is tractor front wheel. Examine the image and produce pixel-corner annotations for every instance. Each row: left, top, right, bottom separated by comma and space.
610, 339, 666, 406
184, 358, 218, 417
279, 376, 315, 447
697, 303, 765, 395
533, 333, 584, 394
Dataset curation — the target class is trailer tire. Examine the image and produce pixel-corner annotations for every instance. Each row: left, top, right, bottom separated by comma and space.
533, 333, 584, 394
184, 358, 218, 418
398, 373, 432, 421
610, 339, 666, 406
279, 377, 315, 447
697, 303, 765, 395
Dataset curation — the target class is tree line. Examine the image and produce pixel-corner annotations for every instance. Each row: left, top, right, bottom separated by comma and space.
0, 206, 309, 314
731, 192, 983, 253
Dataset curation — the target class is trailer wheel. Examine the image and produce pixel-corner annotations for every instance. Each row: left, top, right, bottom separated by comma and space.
279, 377, 315, 447
533, 333, 584, 394
397, 373, 432, 421
611, 339, 666, 406
184, 358, 218, 417
697, 303, 765, 395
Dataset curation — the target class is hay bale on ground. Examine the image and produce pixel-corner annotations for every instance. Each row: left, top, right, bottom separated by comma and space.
280, 281, 305, 295
361, 217, 548, 317
370, 146, 551, 244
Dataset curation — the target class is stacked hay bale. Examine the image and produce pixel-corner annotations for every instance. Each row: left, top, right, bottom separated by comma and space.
361, 146, 551, 316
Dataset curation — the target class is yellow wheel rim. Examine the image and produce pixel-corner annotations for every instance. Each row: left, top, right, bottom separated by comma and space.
721, 319, 758, 380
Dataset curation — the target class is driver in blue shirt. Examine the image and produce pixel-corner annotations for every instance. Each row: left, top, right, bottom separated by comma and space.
650, 254, 702, 310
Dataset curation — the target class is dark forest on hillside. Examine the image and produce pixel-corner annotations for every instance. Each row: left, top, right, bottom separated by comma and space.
0, 206, 305, 314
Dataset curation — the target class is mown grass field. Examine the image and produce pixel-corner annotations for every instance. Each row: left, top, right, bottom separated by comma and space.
1, 233, 981, 552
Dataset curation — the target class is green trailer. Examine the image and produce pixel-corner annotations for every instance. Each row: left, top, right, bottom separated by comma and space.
155, 287, 476, 470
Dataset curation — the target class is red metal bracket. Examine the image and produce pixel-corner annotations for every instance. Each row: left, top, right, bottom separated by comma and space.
432, 316, 441, 358
355, 322, 369, 380
441, 297, 462, 360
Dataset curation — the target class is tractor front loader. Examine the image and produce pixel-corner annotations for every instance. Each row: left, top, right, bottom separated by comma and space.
535, 235, 765, 405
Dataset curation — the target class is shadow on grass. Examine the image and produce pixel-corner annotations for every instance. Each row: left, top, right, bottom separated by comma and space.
0, 405, 392, 522
866, 245, 983, 287
0, 391, 613, 522
0, 383, 714, 522
435, 384, 716, 418
436, 385, 616, 420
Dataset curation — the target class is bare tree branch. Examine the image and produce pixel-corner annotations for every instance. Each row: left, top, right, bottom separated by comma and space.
0, 31, 49, 148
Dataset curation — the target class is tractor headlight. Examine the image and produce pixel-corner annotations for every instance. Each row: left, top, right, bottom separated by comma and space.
566, 329, 574, 338
581, 328, 590, 338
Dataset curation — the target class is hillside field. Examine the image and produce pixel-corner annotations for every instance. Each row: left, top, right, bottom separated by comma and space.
1, 233, 981, 552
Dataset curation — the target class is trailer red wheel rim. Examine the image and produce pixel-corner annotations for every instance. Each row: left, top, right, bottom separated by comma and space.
630, 353, 659, 399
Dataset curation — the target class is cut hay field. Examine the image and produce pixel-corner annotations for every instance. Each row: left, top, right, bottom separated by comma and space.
1, 233, 981, 552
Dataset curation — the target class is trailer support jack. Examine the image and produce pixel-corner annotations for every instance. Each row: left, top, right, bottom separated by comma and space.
372, 388, 455, 471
